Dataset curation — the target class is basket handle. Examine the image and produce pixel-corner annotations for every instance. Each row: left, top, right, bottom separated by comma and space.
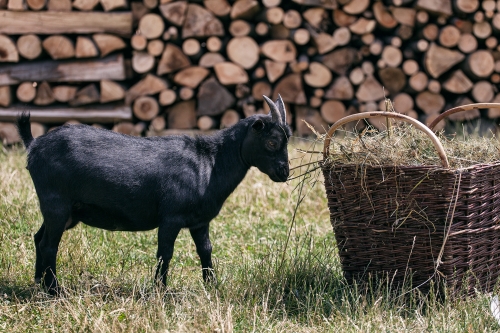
323, 111, 449, 168
428, 103, 500, 131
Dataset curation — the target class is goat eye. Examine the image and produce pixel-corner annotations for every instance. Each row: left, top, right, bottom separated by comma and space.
267, 140, 277, 148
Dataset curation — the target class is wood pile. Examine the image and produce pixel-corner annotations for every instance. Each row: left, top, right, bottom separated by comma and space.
1, 0, 500, 144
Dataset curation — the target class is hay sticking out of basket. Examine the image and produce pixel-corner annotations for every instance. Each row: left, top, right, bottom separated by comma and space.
324, 120, 500, 169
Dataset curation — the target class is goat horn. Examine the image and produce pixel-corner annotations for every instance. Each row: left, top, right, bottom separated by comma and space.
276, 94, 286, 124
263, 95, 282, 124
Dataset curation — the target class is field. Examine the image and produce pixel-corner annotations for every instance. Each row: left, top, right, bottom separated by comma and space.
0, 141, 499, 332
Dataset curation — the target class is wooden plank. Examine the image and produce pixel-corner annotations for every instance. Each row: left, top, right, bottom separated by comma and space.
0, 54, 125, 85
0, 11, 132, 37
0, 104, 131, 123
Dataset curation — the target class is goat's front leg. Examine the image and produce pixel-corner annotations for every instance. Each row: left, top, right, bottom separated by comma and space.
189, 224, 215, 283
155, 223, 181, 286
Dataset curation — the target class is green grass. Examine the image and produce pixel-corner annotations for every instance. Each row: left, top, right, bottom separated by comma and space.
0, 142, 499, 332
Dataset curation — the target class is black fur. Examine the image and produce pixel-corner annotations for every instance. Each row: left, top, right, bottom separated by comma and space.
17, 101, 291, 294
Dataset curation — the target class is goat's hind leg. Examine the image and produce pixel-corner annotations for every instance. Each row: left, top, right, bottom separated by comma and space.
38, 197, 71, 295
34, 224, 45, 284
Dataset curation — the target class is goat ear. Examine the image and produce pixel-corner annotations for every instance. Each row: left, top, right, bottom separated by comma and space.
275, 94, 286, 124
252, 119, 265, 132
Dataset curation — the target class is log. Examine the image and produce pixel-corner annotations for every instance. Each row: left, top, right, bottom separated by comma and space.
408, 71, 428, 92
69, 83, 99, 106
206, 36, 222, 53
295, 105, 327, 137
30, 122, 46, 138
220, 109, 240, 128
369, 39, 383, 55
465, 50, 495, 78
309, 96, 322, 108
471, 81, 495, 102
47, 0, 71, 11
75, 36, 98, 58
147, 40, 164, 57
159, 89, 176, 106
486, 37, 498, 50
0, 122, 20, 145
112, 122, 135, 136
0, 85, 10, 106
151, 115, 166, 132
292, 28, 310, 45
442, 69, 473, 93
393, 93, 414, 114
197, 76, 235, 116
52, 85, 77, 102
182, 38, 201, 57
0, 105, 132, 123
251, 81, 272, 101
262, 0, 280, 7
259, 7, 284, 25
34, 81, 55, 105
229, 20, 252, 37
183, 3, 224, 38
349, 18, 376, 35
16, 81, 36, 102
72, 0, 98, 11
92, 34, 126, 58
235, 84, 250, 98
273, 73, 306, 105
473, 22, 492, 39
100, 79, 125, 103
173, 66, 209, 89
304, 62, 332, 88
457, 33, 477, 54
261, 40, 296, 63
132, 51, 155, 74
125, 74, 167, 104
203, 0, 230, 17
487, 94, 500, 119
255, 22, 269, 36
378, 67, 406, 94
0, 11, 132, 37
270, 24, 290, 39
291, 0, 335, 8
304, 7, 326, 29
131, 2, 149, 26
199, 52, 225, 68
416, 0, 452, 16
167, 100, 196, 129
427, 79, 441, 94
16, 34, 41, 60
333, 9, 356, 27
322, 47, 361, 75
455, 0, 479, 14
343, 0, 370, 15
26, 0, 45, 11
100, 0, 126, 11
197, 115, 216, 130
324, 76, 353, 100
159, 1, 187, 26
373, 2, 397, 29
227, 37, 260, 69
0, 35, 19, 62
131, 34, 147, 51
230, 0, 260, 20
381, 45, 402, 67
355, 75, 384, 102
391, 6, 416, 27
439, 25, 460, 48
415, 91, 445, 114
139, 14, 164, 39
214, 62, 249, 85
133, 95, 159, 121
1, 54, 125, 85
424, 43, 465, 79
443, 97, 479, 122
283, 9, 302, 29
157, 43, 191, 75
42, 35, 75, 60
8, 0, 26, 10
178, 86, 194, 101
320, 100, 347, 124
264, 59, 286, 83
308, 30, 337, 55
402, 59, 419, 75
397, 25, 414, 40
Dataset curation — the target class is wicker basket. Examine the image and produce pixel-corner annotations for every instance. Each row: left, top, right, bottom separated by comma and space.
321, 104, 500, 296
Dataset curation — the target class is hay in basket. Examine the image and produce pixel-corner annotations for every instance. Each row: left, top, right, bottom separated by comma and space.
320, 103, 500, 296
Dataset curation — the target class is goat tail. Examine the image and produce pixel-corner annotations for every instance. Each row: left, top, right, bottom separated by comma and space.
16, 112, 34, 149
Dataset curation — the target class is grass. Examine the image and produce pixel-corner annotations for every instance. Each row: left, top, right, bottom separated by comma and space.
0, 140, 499, 332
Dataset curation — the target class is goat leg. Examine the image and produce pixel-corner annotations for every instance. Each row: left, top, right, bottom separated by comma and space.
189, 224, 215, 283
155, 224, 181, 285
33, 224, 46, 284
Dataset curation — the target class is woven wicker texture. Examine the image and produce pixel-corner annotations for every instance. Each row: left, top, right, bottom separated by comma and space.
321, 108, 500, 296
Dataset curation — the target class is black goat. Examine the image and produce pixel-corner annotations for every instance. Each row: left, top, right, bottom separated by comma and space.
17, 95, 291, 294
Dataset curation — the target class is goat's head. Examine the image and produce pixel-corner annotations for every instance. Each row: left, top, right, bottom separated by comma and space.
241, 95, 291, 182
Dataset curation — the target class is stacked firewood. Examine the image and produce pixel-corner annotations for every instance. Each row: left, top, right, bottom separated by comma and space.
0, 0, 500, 144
